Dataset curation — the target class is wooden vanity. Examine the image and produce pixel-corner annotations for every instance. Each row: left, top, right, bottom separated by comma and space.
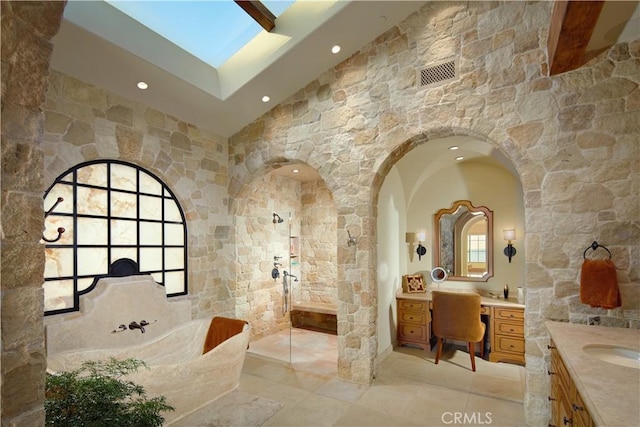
546, 321, 640, 426
396, 289, 525, 364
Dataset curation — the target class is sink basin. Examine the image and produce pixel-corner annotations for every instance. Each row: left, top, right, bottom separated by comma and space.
583, 344, 640, 369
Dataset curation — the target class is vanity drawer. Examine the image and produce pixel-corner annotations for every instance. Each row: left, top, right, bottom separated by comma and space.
496, 321, 524, 336
398, 324, 428, 341
494, 307, 524, 321
495, 335, 525, 354
399, 311, 428, 325
573, 386, 591, 427
398, 300, 427, 311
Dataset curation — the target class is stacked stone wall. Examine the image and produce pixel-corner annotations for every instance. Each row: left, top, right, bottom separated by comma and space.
0, 1, 65, 424
41, 70, 233, 321
233, 172, 301, 339
300, 180, 338, 305
229, 1, 639, 424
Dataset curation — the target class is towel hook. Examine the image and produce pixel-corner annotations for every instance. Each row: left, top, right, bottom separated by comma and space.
42, 197, 65, 243
583, 241, 611, 260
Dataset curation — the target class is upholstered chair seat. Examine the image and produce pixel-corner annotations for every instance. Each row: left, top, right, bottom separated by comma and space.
432, 290, 486, 372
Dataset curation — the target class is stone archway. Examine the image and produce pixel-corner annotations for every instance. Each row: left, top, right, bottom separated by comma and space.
228, 160, 340, 361
370, 126, 526, 371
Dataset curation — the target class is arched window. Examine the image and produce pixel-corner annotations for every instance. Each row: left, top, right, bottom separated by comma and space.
42, 160, 188, 315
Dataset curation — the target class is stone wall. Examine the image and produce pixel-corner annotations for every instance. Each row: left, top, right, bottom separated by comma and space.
41, 69, 233, 321
300, 180, 338, 305
233, 172, 301, 339
228, 1, 639, 425
232, 173, 337, 338
1, 1, 65, 424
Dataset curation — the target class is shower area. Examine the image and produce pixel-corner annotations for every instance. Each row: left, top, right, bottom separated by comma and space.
234, 167, 338, 371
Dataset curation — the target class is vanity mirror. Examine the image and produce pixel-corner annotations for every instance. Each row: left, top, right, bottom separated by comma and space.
433, 200, 493, 282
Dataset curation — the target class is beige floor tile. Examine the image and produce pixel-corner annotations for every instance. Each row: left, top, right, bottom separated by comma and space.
465, 393, 526, 427
183, 329, 526, 427
315, 377, 370, 403
403, 383, 472, 426
355, 384, 416, 419
333, 404, 418, 427
263, 393, 351, 427
469, 373, 524, 403
237, 373, 312, 407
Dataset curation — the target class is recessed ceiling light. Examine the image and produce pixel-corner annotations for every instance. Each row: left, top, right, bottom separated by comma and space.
137, 81, 148, 90
293, 169, 299, 173
455, 156, 464, 161
449, 146, 459, 150
261, 95, 270, 103
331, 45, 341, 54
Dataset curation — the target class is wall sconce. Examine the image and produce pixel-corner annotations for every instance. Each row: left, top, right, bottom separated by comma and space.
503, 229, 517, 263
406, 232, 427, 261
415, 231, 427, 261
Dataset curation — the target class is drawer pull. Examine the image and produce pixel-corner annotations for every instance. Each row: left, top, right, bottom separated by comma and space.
572, 404, 584, 412
509, 328, 515, 332
548, 370, 556, 376
563, 416, 573, 425
548, 344, 556, 349
548, 396, 556, 402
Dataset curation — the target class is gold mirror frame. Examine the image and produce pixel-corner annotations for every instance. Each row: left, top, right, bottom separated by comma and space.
433, 200, 493, 282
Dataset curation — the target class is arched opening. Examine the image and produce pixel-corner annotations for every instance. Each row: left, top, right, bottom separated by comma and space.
230, 161, 339, 370
375, 132, 525, 362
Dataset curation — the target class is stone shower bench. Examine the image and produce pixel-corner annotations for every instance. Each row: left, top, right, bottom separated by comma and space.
291, 302, 337, 335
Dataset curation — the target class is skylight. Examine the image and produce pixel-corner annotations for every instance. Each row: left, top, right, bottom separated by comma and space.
105, 0, 294, 68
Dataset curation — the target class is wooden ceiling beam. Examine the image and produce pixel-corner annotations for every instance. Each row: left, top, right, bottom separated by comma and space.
234, 1, 276, 32
548, 0, 605, 75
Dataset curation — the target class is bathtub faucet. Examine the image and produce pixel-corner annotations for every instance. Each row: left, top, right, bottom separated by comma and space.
128, 320, 147, 333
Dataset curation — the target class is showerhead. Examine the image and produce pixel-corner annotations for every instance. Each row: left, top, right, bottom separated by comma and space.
273, 213, 284, 224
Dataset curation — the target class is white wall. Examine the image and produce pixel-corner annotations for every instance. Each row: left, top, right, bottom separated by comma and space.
376, 167, 407, 356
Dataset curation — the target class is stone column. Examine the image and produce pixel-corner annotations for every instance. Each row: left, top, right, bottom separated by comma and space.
1, 1, 65, 424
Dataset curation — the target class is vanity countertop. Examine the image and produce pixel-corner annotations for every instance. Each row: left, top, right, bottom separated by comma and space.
396, 288, 525, 309
546, 321, 640, 427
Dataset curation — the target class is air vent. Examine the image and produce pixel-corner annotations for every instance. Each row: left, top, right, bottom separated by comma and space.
420, 60, 456, 86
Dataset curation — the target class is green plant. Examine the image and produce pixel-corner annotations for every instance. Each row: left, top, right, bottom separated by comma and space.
45, 357, 174, 427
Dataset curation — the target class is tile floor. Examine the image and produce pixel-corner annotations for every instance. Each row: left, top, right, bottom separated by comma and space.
182, 328, 526, 426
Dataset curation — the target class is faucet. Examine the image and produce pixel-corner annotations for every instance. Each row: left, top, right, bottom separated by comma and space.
128, 321, 146, 333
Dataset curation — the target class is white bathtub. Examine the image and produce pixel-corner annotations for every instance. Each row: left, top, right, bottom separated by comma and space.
47, 316, 251, 425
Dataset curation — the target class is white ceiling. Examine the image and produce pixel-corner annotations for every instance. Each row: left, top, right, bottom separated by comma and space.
50, 0, 427, 138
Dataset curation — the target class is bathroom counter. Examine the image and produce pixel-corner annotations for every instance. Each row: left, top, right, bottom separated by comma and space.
546, 321, 640, 427
395, 289, 525, 309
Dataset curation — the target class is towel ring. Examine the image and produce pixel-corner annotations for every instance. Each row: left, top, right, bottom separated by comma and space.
583, 241, 611, 260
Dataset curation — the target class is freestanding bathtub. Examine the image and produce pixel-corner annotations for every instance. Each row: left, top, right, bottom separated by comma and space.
45, 276, 250, 425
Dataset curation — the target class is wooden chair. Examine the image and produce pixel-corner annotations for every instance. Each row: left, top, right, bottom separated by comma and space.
432, 291, 486, 372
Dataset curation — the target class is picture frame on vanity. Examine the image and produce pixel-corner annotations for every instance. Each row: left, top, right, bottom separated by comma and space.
402, 274, 426, 293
